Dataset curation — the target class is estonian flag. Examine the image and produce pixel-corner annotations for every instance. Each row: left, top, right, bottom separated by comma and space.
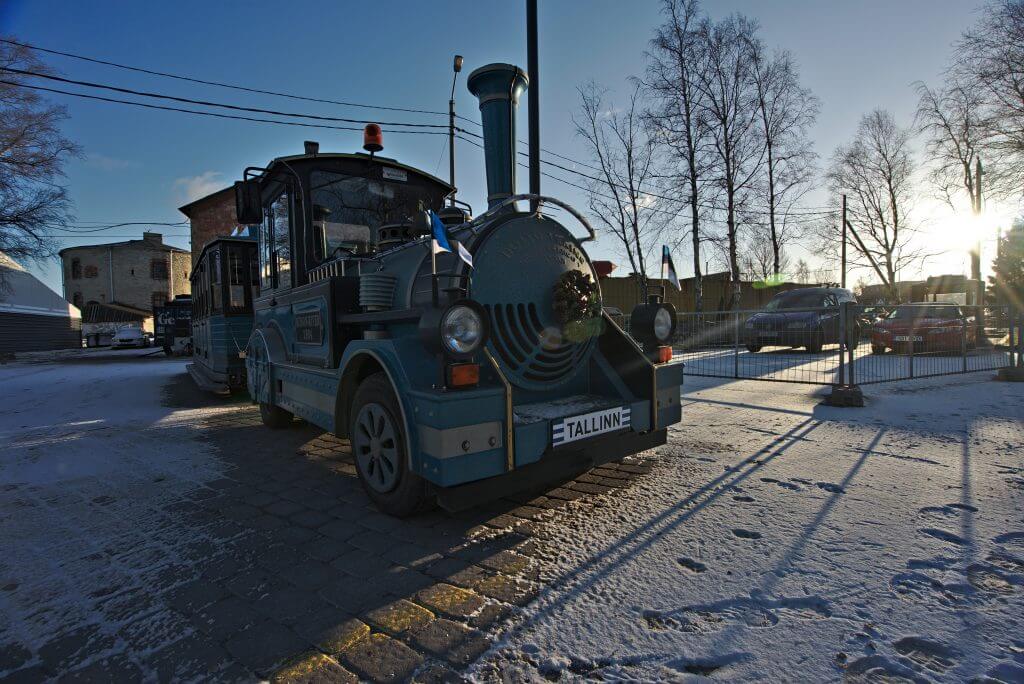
430, 210, 473, 268
662, 245, 680, 291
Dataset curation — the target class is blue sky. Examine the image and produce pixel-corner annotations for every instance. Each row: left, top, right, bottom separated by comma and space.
1, 0, 992, 294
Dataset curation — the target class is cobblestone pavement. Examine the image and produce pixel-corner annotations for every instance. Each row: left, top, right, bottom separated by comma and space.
0, 358, 654, 682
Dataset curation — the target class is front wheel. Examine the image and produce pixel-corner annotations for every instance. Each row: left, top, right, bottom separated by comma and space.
745, 344, 762, 353
350, 372, 428, 517
806, 340, 823, 353
871, 345, 886, 355
260, 401, 293, 429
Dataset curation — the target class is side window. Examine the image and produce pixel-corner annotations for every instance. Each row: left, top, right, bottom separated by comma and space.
210, 250, 222, 313
262, 188, 293, 290
824, 295, 838, 308
226, 246, 247, 312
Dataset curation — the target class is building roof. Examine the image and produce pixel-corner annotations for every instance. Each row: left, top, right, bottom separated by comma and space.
58, 236, 188, 257
0, 252, 81, 319
81, 302, 150, 324
177, 185, 235, 217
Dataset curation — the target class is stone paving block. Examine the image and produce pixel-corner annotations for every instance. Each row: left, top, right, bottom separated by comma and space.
164, 578, 230, 614
272, 526, 319, 547
251, 514, 289, 532
331, 549, 392, 579
301, 537, 355, 564
294, 613, 369, 655
319, 577, 390, 614
270, 652, 358, 684
566, 481, 613, 495
414, 583, 485, 620
0, 641, 31, 672
477, 551, 536, 579
38, 624, 116, 672
280, 559, 334, 590
257, 545, 308, 573
382, 543, 440, 568
422, 556, 471, 581
300, 494, 338, 512
364, 599, 434, 637
290, 510, 333, 529
224, 568, 284, 601
200, 554, 249, 582
380, 566, 434, 598
265, 500, 307, 518
245, 491, 280, 508
318, 520, 361, 543
224, 620, 308, 675
348, 530, 395, 555
252, 585, 330, 624
410, 618, 490, 666
357, 513, 404, 534
445, 564, 491, 590
339, 633, 423, 684
467, 573, 539, 606
58, 654, 143, 682
507, 505, 546, 521
544, 487, 585, 501
2, 666, 50, 684
192, 595, 263, 638
467, 602, 513, 629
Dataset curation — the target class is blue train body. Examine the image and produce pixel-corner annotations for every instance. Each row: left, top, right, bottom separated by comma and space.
217, 62, 683, 515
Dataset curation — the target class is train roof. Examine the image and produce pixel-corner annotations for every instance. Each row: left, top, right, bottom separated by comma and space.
259, 151, 454, 192
191, 234, 257, 271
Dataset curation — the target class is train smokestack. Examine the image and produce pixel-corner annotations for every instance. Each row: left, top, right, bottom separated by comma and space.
467, 63, 529, 209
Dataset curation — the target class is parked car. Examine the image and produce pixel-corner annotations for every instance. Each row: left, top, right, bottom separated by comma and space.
111, 327, 150, 349
743, 287, 859, 353
869, 304, 976, 354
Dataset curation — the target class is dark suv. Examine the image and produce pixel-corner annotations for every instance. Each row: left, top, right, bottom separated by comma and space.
743, 287, 859, 353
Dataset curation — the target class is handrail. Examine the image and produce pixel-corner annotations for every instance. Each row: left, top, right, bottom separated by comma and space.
466, 194, 596, 243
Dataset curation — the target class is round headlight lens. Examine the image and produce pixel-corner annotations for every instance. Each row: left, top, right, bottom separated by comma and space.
442, 305, 484, 355
653, 307, 673, 341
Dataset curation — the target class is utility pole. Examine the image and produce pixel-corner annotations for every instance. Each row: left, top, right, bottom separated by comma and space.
841, 194, 847, 289
449, 55, 463, 206
972, 157, 985, 343
526, 0, 540, 212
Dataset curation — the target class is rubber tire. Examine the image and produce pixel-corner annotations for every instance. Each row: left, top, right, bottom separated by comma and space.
745, 344, 762, 353
871, 345, 886, 355
806, 340, 823, 354
260, 401, 293, 429
350, 372, 428, 518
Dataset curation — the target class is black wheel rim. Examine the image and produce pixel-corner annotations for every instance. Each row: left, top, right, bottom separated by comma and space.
353, 402, 400, 493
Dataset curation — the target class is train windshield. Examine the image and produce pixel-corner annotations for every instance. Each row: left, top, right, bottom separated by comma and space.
310, 170, 438, 261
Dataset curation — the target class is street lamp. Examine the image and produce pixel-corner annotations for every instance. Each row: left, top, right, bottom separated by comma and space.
449, 55, 463, 206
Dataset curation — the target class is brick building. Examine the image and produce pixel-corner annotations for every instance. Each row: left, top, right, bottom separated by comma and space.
179, 186, 238, 267
59, 232, 191, 332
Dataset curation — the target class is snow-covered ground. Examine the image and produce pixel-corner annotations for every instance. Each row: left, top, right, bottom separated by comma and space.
476, 373, 1024, 682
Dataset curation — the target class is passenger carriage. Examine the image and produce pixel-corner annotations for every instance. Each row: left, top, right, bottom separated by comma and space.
187, 236, 258, 394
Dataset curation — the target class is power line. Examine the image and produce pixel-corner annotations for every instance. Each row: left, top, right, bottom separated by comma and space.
0, 80, 451, 136
0, 37, 448, 117
1, 67, 449, 129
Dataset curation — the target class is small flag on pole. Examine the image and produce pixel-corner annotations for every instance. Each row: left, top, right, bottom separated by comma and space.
455, 240, 474, 268
429, 210, 452, 253
662, 245, 680, 291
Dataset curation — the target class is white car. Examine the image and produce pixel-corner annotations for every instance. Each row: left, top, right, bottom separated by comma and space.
111, 328, 150, 349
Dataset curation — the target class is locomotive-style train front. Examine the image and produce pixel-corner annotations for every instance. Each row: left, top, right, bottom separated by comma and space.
235, 62, 683, 515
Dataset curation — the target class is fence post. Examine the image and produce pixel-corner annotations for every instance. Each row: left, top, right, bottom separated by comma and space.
909, 317, 915, 379
733, 312, 740, 379
837, 302, 847, 386
847, 303, 856, 386
962, 308, 968, 374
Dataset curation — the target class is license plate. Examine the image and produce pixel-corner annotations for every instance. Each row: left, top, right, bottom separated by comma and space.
894, 335, 923, 342
552, 406, 630, 446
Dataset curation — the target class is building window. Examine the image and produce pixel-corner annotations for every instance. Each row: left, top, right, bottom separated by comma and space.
71, 259, 81, 279
152, 292, 167, 311
72, 292, 83, 308
84, 265, 98, 278
151, 258, 168, 280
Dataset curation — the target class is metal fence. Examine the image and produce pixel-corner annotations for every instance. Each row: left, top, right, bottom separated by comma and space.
674, 303, 1021, 387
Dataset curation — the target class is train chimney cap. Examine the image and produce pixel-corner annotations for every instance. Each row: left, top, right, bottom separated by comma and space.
467, 63, 529, 106
363, 124, 383, 153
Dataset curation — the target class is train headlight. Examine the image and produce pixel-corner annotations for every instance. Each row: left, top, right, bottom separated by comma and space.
630, 302, 677, 346
420, 300, 489, 359
653, 307, 673, 342
442, 305, 484, 355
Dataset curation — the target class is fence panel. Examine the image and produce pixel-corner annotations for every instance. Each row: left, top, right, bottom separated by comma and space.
672, 303, 1019, 386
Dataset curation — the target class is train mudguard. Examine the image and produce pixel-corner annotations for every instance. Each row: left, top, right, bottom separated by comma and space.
246, 327, 287, 404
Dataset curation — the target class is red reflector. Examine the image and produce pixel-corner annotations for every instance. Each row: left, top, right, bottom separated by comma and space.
657, 346, 673, 363
448, 363, 480, 387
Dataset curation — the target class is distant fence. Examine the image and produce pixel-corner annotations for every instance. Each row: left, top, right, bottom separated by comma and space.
673, 303, 1021, 387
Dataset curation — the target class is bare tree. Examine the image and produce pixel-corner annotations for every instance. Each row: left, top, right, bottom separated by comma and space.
954, 0, 1024, 193
0, 39, 80, 268
741, 232, 790, 281
793, 258, 811, 283
694, 14, 765, 307
575, 81, 670, 301
826, 110, 924, 297
914, 78, 988, 210
746, 38, 819, 277
646, 0, 713, 310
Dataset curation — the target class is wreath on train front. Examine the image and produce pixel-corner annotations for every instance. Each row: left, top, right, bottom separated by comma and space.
552, 270, 604, 342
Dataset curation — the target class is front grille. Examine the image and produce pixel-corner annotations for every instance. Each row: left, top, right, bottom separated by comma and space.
485, 303, 592, 387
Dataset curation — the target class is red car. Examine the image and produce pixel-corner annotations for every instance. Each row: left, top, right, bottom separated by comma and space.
870, 305, 976, 354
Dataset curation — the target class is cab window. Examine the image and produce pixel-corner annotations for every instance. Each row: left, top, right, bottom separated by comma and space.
262, 188, 293, 289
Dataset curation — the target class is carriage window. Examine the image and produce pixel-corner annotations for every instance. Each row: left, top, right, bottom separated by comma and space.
210, 250, 222, 313
227, 246, 247, 311
309, 170, 440, 264
263, 190, 293, 289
